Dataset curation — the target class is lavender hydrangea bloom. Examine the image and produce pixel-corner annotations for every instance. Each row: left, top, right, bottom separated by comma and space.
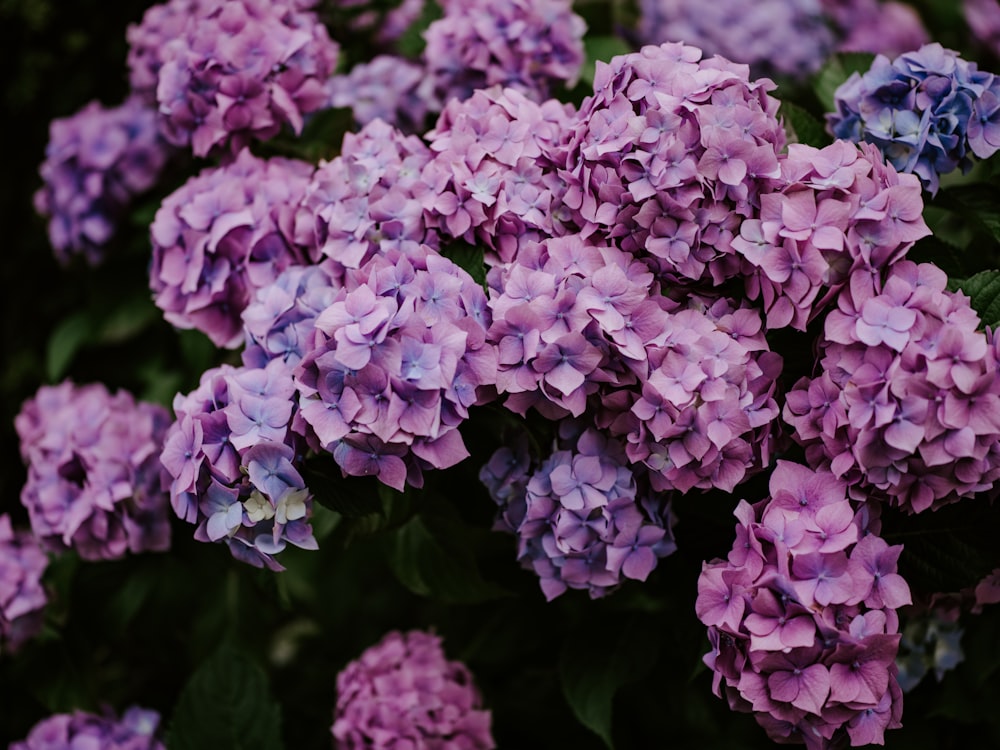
138, 0, 339, 156
733, 140, 930, 331
161, 359, 317, 570
332, 629, 495, 750
828, 43, 1000, 194
0, 514, 48, 654
422, 0, 586, 105
784, 261, 1000, 513
563, 42, 786, 287
697, 462, 910, 748
10, 706, 165, 750
965, 0, 1000, 59
150, 149, 313, 348
15, 382, 172, 561
33, 97, 172, 265
294, 246, 497, 491
326, 56, 438, 134
825, 0, 928, 57
484, 423, 676, 601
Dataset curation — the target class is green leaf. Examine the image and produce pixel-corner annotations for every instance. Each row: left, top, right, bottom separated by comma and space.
947, 269, 1000, 329
46, 312, 96, 381
558, 616, 662, 748
813, 52, 875, 113
442, 242, 487, 289
778, 101, 830, 149
96, 291, 160, 344
167, 645, 284, 750
934, 184, 1000, 247
301, 463, 383, 519
581, 36, 632, 86
395, 0, 443, 58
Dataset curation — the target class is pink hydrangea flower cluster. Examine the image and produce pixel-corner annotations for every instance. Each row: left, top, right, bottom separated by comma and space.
15, 382, 172, 561
150, 149, 313, 348
697, 462, 911, 748
482, 424, 676, 601
135, 0, 338, 156
33, 97, 172, 265
295, 119, 437, 283
332, 629, 495, 750
161, 359, 317, 570
422, 86, 577, 265
734, 140, 930, 331
10, 706, 165, 750
422, 0, 585, 106
326, 56, 438, 134
563, 42, 785, 286
784, 261, 1000, 513
294, 246, 497, 491
0, 514, 48, 654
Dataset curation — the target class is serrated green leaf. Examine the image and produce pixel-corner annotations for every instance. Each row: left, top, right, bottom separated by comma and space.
558, 616, 662, 749
46, 312, 96, 381
813, 52, 875, 113
581, 35, 632, 86
946, 269, 1000, 328
167, 645, 284, 750
779, 101, 830, 148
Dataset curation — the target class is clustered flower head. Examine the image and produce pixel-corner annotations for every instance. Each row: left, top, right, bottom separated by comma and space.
133, 0, 339, 156
294, 245, 497, 491
10, 706, 165, 750
824, 0, 928, 57
422, 0, 586, 106
734, 139, 930, 331
563, 42, 785, 287
483, 423, 676, 600
332, 629, 495, 750
161, 359, 316, 570
15, 382, 172, 561
150, 149, 313, 348
422, 86, 577, 265
784, 261, 1000, 513
828, 43, 1000, 194
326, 55, 438, 134
0, 514, 48, 654
295, 119, 437, 283
964, 0, 1000, 59
33, 97, 172, 265
697, 461, 911, 748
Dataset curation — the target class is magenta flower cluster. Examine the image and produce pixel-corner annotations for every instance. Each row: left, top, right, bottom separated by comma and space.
785, 261, 1000, 514
150, 149, 313, 348
422, 0, 586, 106
482, 425, 675, 601
15, 382, 172, 561
294, 246, 497, 491
0, 514, 48, 654
332, 630, 495, 750
33, 97, 172, 265
734, 140, 930, 331
10, 706, 165, 750
563, 42, 785, 287
697, 461, 911, 748
130, 0, 338, 156
828, 43, 1000, 194
161, 359, 316, 570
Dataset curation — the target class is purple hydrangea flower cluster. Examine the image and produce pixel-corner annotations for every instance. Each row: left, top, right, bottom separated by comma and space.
734, 140, 930, 331
697, 461, 910, 748
11, 706, 165, 750
828, 43, 1000, 194
15, 382, 172, 561
482, 424, 676, 600
422, 86, 577, 265
784, 261, 1000, 514
132, 0, 339, 156
824, 0, 928, 57
422, 0, 586, 105
33, 97, 172, 265
326, 55, 438, 134
324, 0, 426, 46
295, 119, 437, 283
964, 0, 1000, 59
563, 42, 785, 286
294, 246, 497, 491
0, 514, 48, 654
332, 629, 495, 750
161, 359, 316, 570
150, 149, 313, 348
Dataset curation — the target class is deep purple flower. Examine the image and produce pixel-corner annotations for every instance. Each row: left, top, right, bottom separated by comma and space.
10, 706, 165, 750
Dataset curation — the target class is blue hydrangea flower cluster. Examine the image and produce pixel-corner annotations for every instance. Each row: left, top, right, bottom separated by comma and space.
10, 707, 165, 750
162, 359, 316, 570
150, 149, 314, 348
828, 43, 1000, 194
785, 261, 1000, 513
33, 97, 172, 265
0, 514, 49, 655
332, 630, 495, 750
15, 382, 172, 561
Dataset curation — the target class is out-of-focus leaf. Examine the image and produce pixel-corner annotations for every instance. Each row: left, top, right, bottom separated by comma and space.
302, 463, 383, 519
96, 291, 159, 344
779, 101, 830, 148
813, 52, 875, 113
947, 269, 1000, 329
935, 184, 1000, 247
46, 312, 95, 381
395, 0, 443, 59
581, 36, 632, 86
